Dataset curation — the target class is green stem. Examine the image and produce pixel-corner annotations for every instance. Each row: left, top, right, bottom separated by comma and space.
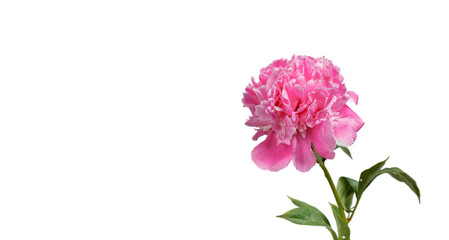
318, 160, 347, 222
347, 200, 359, 222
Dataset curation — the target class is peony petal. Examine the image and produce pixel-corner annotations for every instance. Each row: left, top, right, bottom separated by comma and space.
333, 105, 364, 146
308, 121, 336, 159
252, 130, 266, 141
347, 91, 359, 105
251, 132, 294, 171
340, 105, 364, 131
333, 118, 358, 147
293, 134, 316, 172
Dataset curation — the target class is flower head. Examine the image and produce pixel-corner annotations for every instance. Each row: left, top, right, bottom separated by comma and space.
242, 55, 364, 172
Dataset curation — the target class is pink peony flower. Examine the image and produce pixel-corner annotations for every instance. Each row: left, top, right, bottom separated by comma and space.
242, 55, 364, 172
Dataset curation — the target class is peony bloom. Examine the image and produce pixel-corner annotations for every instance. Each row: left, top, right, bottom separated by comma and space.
242, 55, 364, 172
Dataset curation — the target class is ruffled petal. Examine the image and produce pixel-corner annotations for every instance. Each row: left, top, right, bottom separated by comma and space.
333, 118, 358, 147
347, 91, 359, 105
251, 132, 294, 171
308, 121, 336, 159
333, 105, 364, 146
340, 105, 364, 131
293, 134, 316, 172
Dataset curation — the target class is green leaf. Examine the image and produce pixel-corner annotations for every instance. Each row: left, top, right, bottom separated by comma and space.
375, 167, 421, 203
277, 197, 331, 228
327, 227, 338, 240
357, 157, 389, 198
337, 145, 353, 159
337, 177, 359, 212
347, 158, 420, 223
330, 203, 350, 240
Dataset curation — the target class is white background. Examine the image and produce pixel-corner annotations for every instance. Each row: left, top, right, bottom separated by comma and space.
1, 1, 448, 239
